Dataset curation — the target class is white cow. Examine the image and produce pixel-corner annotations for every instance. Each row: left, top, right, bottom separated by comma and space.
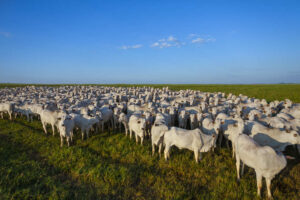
99, 106, 113, 132
128, 115, 146, 144
58, 114, 75, 147
71, 113, 100, 140
250, 123, 300, 152
178, 110, 187, 129
40, 109, 65, 135
164, 127, 217, 163
189, 113, 198, 130
0, 102, 14, 120
235, 134, 291, 198
118, 113, 129, 136
151, 119, 169, 156
221, 118, 244, 157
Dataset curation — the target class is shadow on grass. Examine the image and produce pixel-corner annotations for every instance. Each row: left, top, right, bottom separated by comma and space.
0, 133, 119, 200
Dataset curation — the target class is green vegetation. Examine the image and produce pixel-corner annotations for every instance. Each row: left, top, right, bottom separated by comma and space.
0, 116, 299, 200
1, 83, 300, 102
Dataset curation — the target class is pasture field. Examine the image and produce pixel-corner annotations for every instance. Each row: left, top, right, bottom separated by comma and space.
0, 116, 299, 200
0, 84, 299, 199
1, 83, 300, 103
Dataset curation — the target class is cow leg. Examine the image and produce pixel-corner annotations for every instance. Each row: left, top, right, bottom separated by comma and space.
95, 124, 98, 133
125, 125, 128, 136
60, 136, 64, 147
266, 177, 273, 199
152, 143, 155, 156
129, 129, 133, 139
140, 136, 143, 145
9, 112, 12, 120
42, 122, 47, 134
158, 143, 163, 158
194, 150, 199, 163
135, 134, 138, 144
67, 137, 70, 147
71, 131, 74, 142
241, 162, 245, 176
256, 171, 262, 197
51, 125, 55, 136
86, 129, 90, 139
232, 143, 235, 158
164, 145, 170, 161
82, 131, 85, 140
236, 155, 241, 181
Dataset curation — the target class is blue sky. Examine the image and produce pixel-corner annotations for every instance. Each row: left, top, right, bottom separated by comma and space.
0, 0, 300, 84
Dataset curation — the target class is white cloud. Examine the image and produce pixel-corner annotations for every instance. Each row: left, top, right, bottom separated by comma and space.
119, 44, 143, 50
167, 35, 177, 42
132, 44, 142, 48
151, 35, 183, 48
191, 37, 205, 43
189, 34, 216, 44
121, 34, 215, 50
188, 33, 199, 38
151, 42, 160, 47
206, 38, 216, 42
0, 32, 11, 38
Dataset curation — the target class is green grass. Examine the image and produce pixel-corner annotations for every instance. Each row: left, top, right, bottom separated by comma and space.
0, 116, 299, 200
1, 83, 300, 102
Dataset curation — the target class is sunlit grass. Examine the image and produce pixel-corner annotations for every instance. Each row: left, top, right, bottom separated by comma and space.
0, 116, 299, 199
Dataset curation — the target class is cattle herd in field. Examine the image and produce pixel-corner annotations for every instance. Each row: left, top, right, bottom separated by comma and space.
0, 85, 300, 198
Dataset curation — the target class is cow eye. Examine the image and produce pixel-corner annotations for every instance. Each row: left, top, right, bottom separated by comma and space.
137, 121, 141, 124
294, 134, 298, 137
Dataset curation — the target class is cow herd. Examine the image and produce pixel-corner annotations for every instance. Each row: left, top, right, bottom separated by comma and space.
0, 85, 300, 198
